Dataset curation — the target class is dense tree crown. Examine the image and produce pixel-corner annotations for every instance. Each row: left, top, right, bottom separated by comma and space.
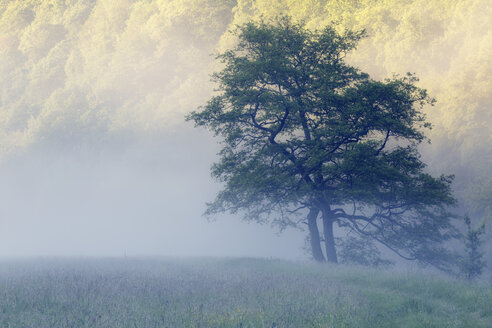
188, 18, 456, 268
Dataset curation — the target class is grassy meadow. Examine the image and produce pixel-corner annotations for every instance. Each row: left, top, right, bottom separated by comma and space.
0, 258, 490, 328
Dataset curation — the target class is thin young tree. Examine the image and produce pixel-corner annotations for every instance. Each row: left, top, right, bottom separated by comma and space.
460, 215, 486, 279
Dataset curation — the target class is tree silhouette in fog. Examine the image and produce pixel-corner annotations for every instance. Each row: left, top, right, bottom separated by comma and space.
188, 17, 457, 269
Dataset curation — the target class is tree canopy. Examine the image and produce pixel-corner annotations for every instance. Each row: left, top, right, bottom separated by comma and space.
188, 17, 457, 269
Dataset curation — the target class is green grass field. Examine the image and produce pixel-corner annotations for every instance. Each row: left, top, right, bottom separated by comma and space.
0, 258, 490, 327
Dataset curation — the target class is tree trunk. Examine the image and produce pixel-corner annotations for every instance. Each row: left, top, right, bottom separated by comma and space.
306, 207, 325, 262
321, 208, 338, 263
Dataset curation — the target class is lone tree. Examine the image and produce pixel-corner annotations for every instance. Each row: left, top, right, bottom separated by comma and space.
188, 18, 457, 269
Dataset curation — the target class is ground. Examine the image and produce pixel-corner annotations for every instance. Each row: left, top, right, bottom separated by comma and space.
0, 257, 490, 327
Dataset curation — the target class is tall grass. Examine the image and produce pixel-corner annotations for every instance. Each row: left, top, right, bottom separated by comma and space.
0, 258, 490, 327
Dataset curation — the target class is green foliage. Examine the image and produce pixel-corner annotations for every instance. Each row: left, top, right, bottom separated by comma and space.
188, 16, 457, 268
459, 215, 486, 280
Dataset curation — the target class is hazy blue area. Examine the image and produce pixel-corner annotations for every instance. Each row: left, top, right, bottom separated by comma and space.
0, 128, 306, 258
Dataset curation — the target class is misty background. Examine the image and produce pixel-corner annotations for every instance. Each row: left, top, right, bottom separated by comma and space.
0, 0, 491, 261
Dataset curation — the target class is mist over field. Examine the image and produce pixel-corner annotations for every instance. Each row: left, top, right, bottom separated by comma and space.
0, 0, 491, 262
